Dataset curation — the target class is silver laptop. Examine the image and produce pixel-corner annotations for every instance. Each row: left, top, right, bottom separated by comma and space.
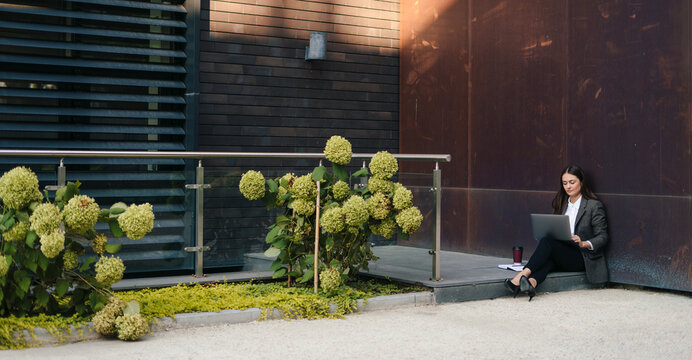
530, 214, 572, 241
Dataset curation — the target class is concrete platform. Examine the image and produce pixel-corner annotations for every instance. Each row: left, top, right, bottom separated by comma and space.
244, 245, 600, 303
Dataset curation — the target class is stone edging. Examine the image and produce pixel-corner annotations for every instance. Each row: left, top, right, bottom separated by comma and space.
20, 291, 434, 347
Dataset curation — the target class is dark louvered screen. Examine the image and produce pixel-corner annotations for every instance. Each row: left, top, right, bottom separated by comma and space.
0, 0, 194, 274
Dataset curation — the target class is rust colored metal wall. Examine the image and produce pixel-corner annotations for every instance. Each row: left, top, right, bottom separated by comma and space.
400, 0, 692, 291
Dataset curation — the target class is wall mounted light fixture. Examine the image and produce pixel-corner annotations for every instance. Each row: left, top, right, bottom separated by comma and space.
305, 31, 327, 60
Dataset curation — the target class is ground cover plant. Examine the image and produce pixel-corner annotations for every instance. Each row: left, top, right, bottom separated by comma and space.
239, 135, 424, 289
0, 278, 428, 349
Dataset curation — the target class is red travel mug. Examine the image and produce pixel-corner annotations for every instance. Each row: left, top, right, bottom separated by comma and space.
512, 246, 523, 265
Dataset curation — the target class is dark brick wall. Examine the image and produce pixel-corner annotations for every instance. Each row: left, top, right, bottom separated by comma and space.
197, 0, 400, 268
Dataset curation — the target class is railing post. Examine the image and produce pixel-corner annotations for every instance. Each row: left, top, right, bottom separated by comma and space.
184, 160, 211, 277
432, 162, 442, 281
45, 158, 66, 192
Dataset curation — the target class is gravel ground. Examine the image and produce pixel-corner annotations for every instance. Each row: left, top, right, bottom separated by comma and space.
2, 288, 691, 360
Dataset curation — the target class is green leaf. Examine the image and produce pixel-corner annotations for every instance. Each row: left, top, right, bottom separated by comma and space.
25, 258, 38, 273
109, 202, 128, 218
332, 164, 348, 182
15, 210, 29, 223
261, 191, 278, 210
351, 168, 369, 178
56, 279, 70, 297
123, 300, 141, 315
3, 242, 17, 256
0, 209, 15, 224
79, 256, 96, 272
89, 291, 106, 312
37, 252, 49, 271
109, 220, 124, 237
304, 256, 314, 265
0, 288, 3, 304
275, 215, 290, 227
4, 255, 12, 267
299, 270, 314, 283
264, 246, 281, 258
62, 181, 80, 203
35, 288, 50, 307
272, 267, 287, 279
109, 208, 125, 215
28, 201, 41, 212
269, 259, 283, 271
326, 237, 334, 251
17, 277, 31, 293
265, 226, 281, 243
26, 231, 37, 247
287, 271, 302, 278
312, 166, 327, 182
329, 259, 342, 268
2, 217, 15, 231
273, 239, 288, 249
266, 179, 278, 193
105, 244, 122, 254
55, 187, 66, 202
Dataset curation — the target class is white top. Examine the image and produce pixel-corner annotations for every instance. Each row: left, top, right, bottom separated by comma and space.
564, 195, 593, 250
564, 195, 582, 235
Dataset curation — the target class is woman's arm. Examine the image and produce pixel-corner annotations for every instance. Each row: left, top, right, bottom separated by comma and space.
586, 201, 608, 251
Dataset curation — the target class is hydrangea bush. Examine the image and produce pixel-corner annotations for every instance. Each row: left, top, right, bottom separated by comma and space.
239, 136, 423, 287
0, 166, 154, 336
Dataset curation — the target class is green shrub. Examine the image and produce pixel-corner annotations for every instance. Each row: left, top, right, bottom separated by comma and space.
0, 167, 154, 319
239, 136, 423, 287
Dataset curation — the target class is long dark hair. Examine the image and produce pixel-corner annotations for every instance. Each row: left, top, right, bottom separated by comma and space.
552, 165, 598, 214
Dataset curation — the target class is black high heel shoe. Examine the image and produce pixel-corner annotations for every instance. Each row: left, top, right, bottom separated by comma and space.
504, 279, 520, 298
519, 275, 536, 302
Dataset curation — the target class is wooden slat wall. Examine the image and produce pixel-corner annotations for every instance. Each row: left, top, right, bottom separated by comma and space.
198, 0, 400, 268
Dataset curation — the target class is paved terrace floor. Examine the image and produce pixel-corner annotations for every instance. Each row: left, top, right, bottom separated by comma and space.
116, 245, 596, 303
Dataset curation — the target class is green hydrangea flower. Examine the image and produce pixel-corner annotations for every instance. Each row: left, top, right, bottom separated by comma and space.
367, 177, 394, 195
118, 203, 154, 240
2, 221, 30, 242
292, 175, 316, 200
239, 170, 265, 200
29, 203, 62, 238
331, 181, 350, 201
115, 313, 149, 341
291, 198, 315, 216
63, 195, 100, 233
319, 267, 342, 292
0, 166, 42, 210
275, 186, 288, 207
323, 135, 352, 165
393, 185, 413, 210
0, 256, 9, 278
342, 195, 369, 227
92, 233, 108, 256
92, 297, 126, 336
63, 250, 78, 270
366, 192, 391, 220
95, 256, 125, 287
320, 207, 345, 233
279, 173, 296, 189
371, 218, 397, 238
396, 206, 423, 234
369, 151, 398, 180
40, 229, 65, 258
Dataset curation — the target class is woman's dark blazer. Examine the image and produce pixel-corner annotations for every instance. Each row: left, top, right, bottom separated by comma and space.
573, 198, 609, 283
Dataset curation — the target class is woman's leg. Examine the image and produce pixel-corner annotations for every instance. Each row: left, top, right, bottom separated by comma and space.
511, 237, 555, 286
513, 238, 584, 286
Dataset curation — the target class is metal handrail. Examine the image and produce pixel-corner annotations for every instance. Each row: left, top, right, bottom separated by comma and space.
0, 149, 452, 162
1, 149, 450, 281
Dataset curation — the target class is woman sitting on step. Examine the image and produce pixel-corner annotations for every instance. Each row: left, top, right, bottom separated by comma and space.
505, 165, 609, 301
